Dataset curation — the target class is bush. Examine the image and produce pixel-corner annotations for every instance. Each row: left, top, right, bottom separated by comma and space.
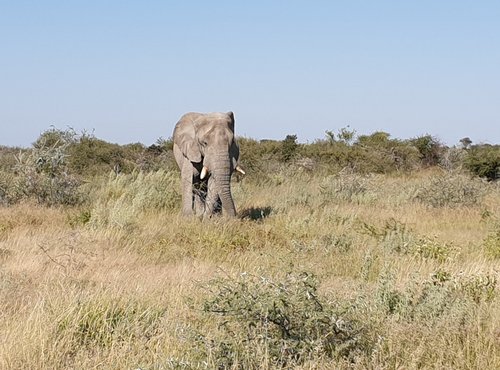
32, 126, 78, 150
464, 145, 500, 181
2, 130, 84, 206
408, 135, 444, 166
193, 272, 366, 369
440, 147, 467, 171
237, 137, 283, 185
375, 219, 416, 254
413, 236, 455, 262
483, 228, 500, 259
281, 134, 299, 162
300, 139, 352, 172
0, 145, 23, 172
375, 269, 496, 322
362, 219, 454, 261
0, 171, 22, 205
414, 172, 487, 208
67, 134, 135, 176
320, 169, 372, 203
355, 132, 422, 173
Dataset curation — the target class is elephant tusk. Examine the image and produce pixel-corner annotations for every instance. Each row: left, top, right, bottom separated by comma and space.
235, 165, 246, 175
200, 166, 209, 179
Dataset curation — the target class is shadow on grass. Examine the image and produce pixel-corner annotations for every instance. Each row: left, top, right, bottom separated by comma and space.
239, 206, 273, 221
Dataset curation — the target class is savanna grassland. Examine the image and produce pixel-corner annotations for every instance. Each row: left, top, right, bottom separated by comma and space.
0, 129, 500, 369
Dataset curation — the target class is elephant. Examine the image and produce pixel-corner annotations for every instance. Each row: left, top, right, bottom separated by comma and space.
172, 111, 245, 217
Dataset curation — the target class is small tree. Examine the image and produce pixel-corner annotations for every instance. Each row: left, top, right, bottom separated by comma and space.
13, 128, 83, 206
281, 134, 298, 162
409, 135, 444, 166
464, 145, 500, 181
460, 137, 472, 149
337, 126, 356, 145
325, 130, 336, 144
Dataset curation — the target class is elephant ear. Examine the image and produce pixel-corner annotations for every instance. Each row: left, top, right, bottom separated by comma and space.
230, 138, 240, 170
227, 111, 235, 132
227, 112, 238, 162
173, 115, 202, 163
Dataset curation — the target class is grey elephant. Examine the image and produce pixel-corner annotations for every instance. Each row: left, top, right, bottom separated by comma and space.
172, 111, 245, 217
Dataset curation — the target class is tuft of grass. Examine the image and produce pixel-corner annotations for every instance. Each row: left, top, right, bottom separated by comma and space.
88, 170, 180, 229
56, 297, 166, 349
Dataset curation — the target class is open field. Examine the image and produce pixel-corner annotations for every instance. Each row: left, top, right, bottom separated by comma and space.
1, 166, 499, 369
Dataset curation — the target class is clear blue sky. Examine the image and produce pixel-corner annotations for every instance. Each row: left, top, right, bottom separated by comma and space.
1, 1, 499, 147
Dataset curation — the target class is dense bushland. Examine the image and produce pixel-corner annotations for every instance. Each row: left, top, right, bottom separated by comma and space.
0, 128, 498, 207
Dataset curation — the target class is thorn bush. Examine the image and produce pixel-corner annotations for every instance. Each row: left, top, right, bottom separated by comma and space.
193, 272, 366, 369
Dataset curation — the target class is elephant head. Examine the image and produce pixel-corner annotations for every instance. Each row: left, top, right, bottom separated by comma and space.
172, 111, 244, 217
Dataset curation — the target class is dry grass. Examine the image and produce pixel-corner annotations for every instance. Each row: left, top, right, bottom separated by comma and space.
1, 169, 499, 369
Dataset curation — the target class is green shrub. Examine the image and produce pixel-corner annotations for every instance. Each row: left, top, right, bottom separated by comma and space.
301, 131, 422, 174
362, 219, 453, 261
67, 134, 133, 176
0, 145, 23, 172
440, 147, 467, 171
464, 145, 500, 181
378, 219, 415, 254
237, 137, 283, 186
281, 134, 299, 162
193, 272, 365, 369
355, 132, 422, 172
375, 270, 496, 323
320, 169, 372, 203
32, 126, 78, 149
4, 130, 84, 206
300, 140, 352, 172
67, 209, 92, 227
456, 273, 497, 303
414, 172, 487, 208
17, 169, 82, 206
375, 272, 407, 315
408, 135, 444, 166
318, 233, 353, 253
0, 171, 21, 205
360, 219, 415, 254
413, 236, 455, 262
483, 228, 500, 259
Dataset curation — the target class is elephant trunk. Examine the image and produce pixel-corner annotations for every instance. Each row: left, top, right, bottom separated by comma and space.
206, 151, 236, 217
217, 174, 236, 217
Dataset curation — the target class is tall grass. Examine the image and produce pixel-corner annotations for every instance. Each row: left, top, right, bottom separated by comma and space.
88, 170, 180, 229
0, 168, 499, 369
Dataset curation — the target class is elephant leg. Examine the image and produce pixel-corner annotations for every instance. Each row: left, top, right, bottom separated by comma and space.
190, 162, 205, 216
180, 160, 195, 216
193, 178, 207, 216
174, 145, 194, 215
